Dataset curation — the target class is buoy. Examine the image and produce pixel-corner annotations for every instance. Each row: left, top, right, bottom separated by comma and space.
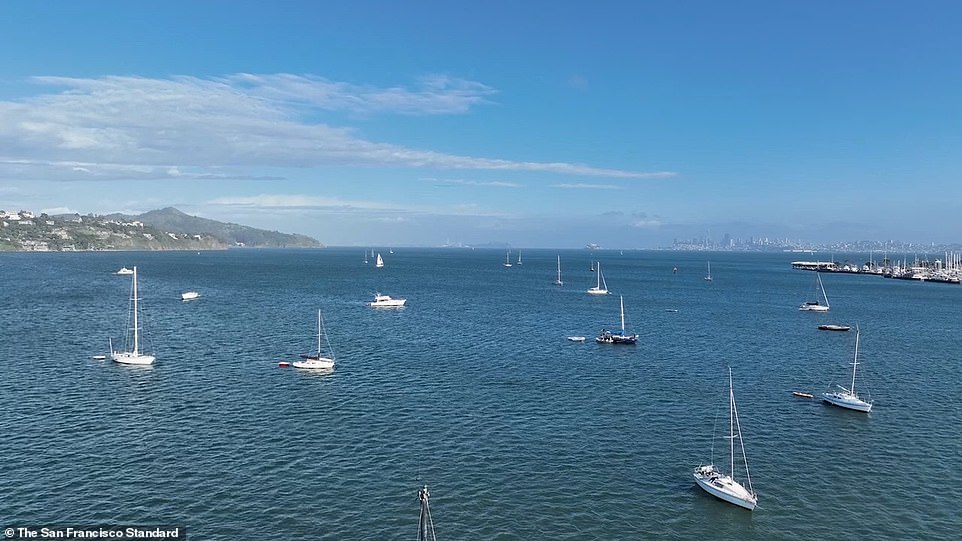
277, 362, 291, 368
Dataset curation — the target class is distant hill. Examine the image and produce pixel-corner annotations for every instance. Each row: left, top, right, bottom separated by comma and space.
106, 207, 322, 248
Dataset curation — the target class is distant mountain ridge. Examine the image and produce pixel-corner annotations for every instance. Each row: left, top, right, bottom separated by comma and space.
105, 207, 322, 248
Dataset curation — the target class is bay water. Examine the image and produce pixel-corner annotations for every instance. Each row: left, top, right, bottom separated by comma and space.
1, 248, 959, 540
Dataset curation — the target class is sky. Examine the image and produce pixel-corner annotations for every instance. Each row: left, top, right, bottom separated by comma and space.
1, 1, 961, 248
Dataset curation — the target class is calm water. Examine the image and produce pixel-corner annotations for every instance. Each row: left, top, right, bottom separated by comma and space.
1, 248, 960, 540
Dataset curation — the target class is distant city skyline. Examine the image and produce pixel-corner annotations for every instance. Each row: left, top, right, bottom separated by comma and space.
2, 2, 961, 248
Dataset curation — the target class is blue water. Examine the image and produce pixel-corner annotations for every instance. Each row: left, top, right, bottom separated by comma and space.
1, 248, 960, 540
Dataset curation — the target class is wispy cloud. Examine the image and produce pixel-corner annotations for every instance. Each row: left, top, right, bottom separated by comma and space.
0, 74, 675, 182
551, 183, 624, 190
207, 193, 507, 218
426, 177, 523, 188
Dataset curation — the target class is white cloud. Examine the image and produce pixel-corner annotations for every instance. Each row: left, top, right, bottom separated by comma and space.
427, 177, 523, 188
0, 74, 676, 182
551, 183, 624, 190
207, 193, 507, 219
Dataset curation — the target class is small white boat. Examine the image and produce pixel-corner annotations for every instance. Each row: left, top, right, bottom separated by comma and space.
181, 291, 200, 301
114, 267, 134, 275
693, 368, 757, 510
92, 355, 106, 360
292, 310, 335, 370
375, 252, 384, 268
503, 249, 512, 268
704, 261, 713, 281
369, 292, 406, 307
566, 336, 586, 342
822, 327, 872, 412
818, 324, 850, 332
554, 255, 564, 286
792, 391, 814, 398
110, 266, 156, 365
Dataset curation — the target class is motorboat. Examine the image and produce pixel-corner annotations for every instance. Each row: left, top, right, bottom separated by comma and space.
370, 292, 406, 307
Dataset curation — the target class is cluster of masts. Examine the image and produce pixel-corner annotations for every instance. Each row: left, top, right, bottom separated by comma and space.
793, 251, 962, 283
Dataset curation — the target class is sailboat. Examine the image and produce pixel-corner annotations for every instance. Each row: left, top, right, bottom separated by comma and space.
364, 251, 369, 264
587, 262, 609, 295
693, 368, 757, 510
292, 310, 336, 370
517, 249, 523, 266
704, 261, 713, 281
822, 326, 872, 412
554, 255, 564, 286
503, 250, 512, 267
596, 295, 638, 344
416, 485, 437, 541
375, 253, 384, 268
111, 266, 155, 365
799, 272, 830, 311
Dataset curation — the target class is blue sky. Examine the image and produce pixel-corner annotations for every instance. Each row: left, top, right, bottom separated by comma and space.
1, 1, 961, 248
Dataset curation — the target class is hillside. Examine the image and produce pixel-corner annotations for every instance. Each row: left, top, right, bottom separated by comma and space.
0, 207, 322, 251
113, 207, 321, 248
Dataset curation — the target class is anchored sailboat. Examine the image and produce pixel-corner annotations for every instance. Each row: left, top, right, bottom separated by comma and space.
596, 295, 638, 344
587, 262, 610, 295
693, 368, 757, 510
822, 326, 872, 412
111, 266, 155, 365
799, 272, 830, 311
292, 310, 336, 370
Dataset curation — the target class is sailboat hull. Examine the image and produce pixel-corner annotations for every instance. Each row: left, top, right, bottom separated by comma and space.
111, 352, 156, 365
693, 468, 757, 510
822, 392, 872, 412
292, 358, 335, 370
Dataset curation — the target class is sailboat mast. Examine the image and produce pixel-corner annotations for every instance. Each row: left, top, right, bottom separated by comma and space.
317, 310, 321, 359
819, 273, 830, 307
851, 328, 860, 394
620, 295, 626, 332
728, 368, 735, 476
596, 263, 601, 288
132, 266, 139, 354
417, 485, 436, 541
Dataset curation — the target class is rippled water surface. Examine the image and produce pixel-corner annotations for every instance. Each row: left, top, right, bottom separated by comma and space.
2, 249, 960, 540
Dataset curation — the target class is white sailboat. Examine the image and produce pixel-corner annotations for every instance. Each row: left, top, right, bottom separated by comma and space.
799, 272, 830, 311
416, 485, 437, 541
693, 367, 757, 510
587, 262, 610, 295
554, 255, 564, 286
704, 261, 713, 281
822, 326, 872, 412
375, 253, 384, 268
364, 251, 369, 264
596, 295, 638, 344
292, 310, 336, 370
517, 248, 523, 266
111, 266, 155, 365
503, 250, 512, 268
